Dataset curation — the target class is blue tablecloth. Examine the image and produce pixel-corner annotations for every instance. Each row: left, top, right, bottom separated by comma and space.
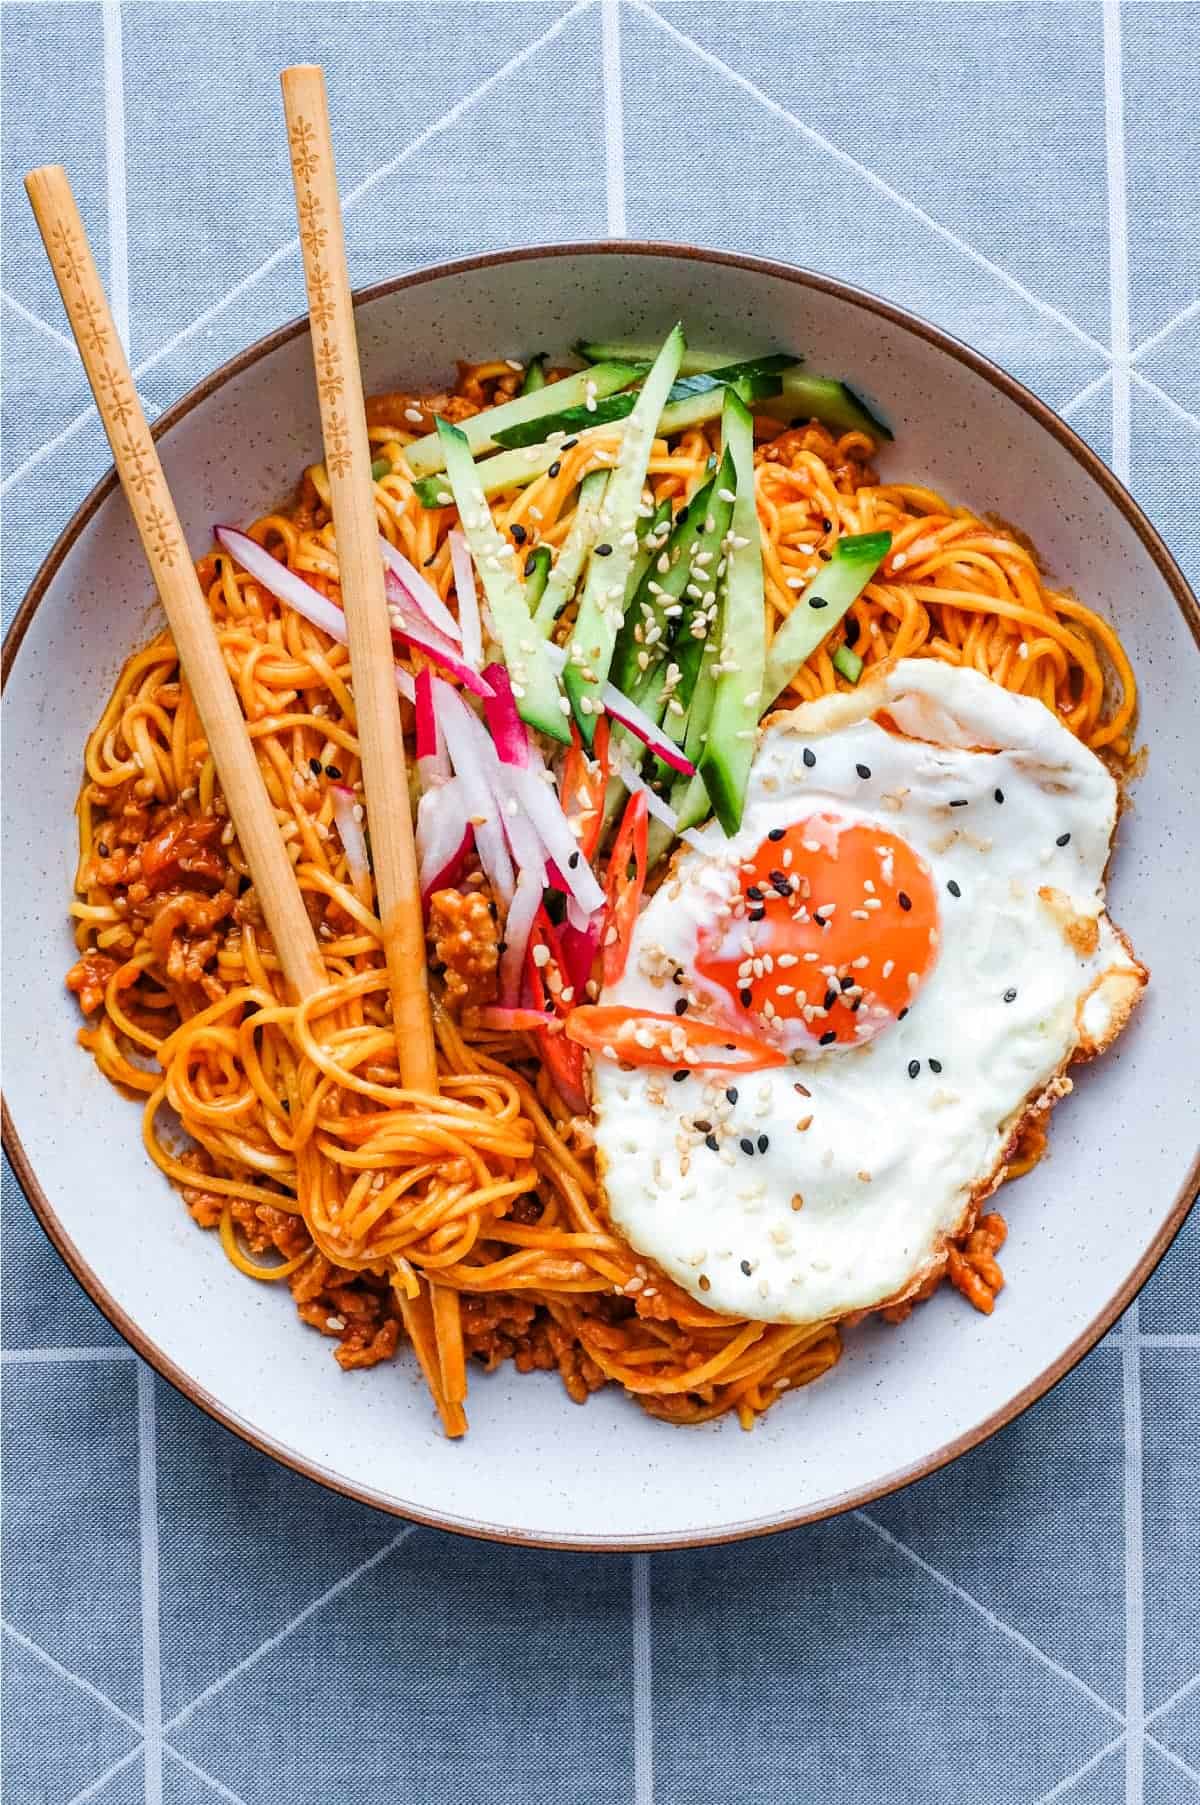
3, 5, 1197, 1800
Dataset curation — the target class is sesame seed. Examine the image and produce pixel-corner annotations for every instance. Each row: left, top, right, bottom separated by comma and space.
739, 1137, 755, 1155
1004, 987, 1017, 1003
802, 747, 816, 768
908, 1059, 921, 1079
674, 998, 688, 1016
947, 879, 961, 898
994, 787, 1005, 804
949, 798, 968, 808
1056, 832, 1071, 847
856, 763, 871, 779
725, 1087, 739, 1104
819, 1030, 837, 1046
673, 1069, 688, 1082
929, 1058, 943, 1073
757, 1134, 769, 1153
740, 1259, 753, 1275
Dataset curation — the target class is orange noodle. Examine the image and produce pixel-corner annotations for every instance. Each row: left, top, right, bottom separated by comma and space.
66, 360, 1135, 1431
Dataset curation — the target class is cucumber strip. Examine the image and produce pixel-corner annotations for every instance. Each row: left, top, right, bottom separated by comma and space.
667, 455, 736, 711
435, 418, 570, 743
761, 531, 891, 706
407, 361, 645, 477
563, 325, 686, 742
624, 497, 673, 603
523, 544, 552, 614
519, 355, 546, 395
414, 442, 558, 508
697, 390, 766, 836
761, 372, 893, 440
832, 643, 864, 684
667, 354, 799, 395
576, 341, 799, 378
610, 486, 709, 694
532, 468, 609, 634
490, 364, 789, 452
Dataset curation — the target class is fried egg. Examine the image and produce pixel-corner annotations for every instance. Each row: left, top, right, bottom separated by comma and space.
590, 660, 1146, 1324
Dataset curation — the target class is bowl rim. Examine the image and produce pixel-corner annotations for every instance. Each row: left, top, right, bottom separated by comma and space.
4, 239, 1199, 1551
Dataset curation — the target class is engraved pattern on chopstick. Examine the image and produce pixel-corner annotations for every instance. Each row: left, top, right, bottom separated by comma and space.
289, 112, 352, 479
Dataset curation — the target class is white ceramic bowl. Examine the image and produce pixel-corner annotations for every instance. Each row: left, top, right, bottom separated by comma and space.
5, 245, 1198, 1549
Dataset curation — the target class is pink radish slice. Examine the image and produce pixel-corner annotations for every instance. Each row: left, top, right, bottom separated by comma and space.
449, 529, 483, 671
378, 536, 462, 642
215, 526, 415, 703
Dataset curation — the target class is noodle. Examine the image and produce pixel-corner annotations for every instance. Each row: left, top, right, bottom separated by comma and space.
65, 362, 1134, 1430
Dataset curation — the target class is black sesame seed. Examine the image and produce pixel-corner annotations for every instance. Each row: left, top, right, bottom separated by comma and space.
725, 1087, 739, 1105
308, 757, 322, 775
898, 891, 912, 911
947, 880, 962, 898
819, 1030, 837, 1046
740, 1137, 755, 1155
705, 1134, 720, 1153
908, 1059, 920, 1079
739, 987, 753, 1007
561, 437, 579, 450
740, 1259, 752, 1276
843, 616, 860, 646
822, 518, 833, 532
673, 1070, 688, 1082
850, 998, 862, 1012
324, 764, 342, 779
823, 989, 838, 1011
497, 941, 507, 955
594, 542, 614, 557
809, 596, 829, 609
768, 827, 786, 842
524, 551, 537, 576
813, 912, 829, 929
749, 908, 766, 923
97, 843, 110, 857
855, 763, 871, 780
898, 1007, 909, 1020
746, 885, 764, 901
949, 798, 968, 808
423, 552, 437, 567
929, 1058, 943, 1074
841, 975, 856, 991
568, 850, 580, 869
548, 460, 562, 478
802, 747, 816, 768
694, 1119, 712, 1134
994, 787, 1005, 804
1004, 988, 1017, 1004
510, 523, 527, 545
674, 998, 688, 1016
1056, 832, 1071, 847
770, 871, 791, 897
757, 1134, 769, 1153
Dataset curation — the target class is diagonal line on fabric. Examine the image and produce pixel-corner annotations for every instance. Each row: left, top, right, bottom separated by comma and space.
163, 1746, 252, 1805
856, 1513, 1125, 1725
2, 1620, 144, 1735
1, 289, 77, 353
0, 0, 597, 504
629, 0, 1113, 362
1131, 296, 1200, 365
632, 1555, 653, 1803
1, 1346, 137, 1363
1148, 1670, 1200, 1727
64, 1744, 146, 1805
1130, 371, 1200, 435
101, 0, 129, 350
162, 1527, 417, 1735
601, 0, 627, 235
1058, 369, 1113, 422
1038, 1731, 1126, 1805
1146, 1738, 1200, 1791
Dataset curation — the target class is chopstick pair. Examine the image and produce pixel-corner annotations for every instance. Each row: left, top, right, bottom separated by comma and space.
27, 66, 468, 1435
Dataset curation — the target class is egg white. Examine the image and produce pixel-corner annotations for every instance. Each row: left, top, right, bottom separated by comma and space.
590, 661, 1146, 1325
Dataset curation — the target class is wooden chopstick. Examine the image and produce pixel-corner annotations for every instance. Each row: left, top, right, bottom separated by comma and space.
280, 69, 465, 1436
280, 66, 438, 1092
25, 164, 328, 1006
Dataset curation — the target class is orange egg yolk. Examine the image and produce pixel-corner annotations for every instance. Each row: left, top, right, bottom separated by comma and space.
695, 815, 941, 1047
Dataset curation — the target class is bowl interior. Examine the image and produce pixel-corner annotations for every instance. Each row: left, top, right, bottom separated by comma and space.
4, 246, 1197, 1547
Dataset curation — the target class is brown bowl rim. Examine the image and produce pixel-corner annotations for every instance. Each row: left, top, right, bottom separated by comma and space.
4, 239, 1199, 1551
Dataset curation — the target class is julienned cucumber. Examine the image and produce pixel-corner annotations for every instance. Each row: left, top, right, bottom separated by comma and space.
611, 480, 714, 695
523, 544, 552, 613
670, 453, 735, 712
624, 497, 674, 606
407, 361, 644, 477
761, 372, 892, 440
697, 390, 766, 836
490, 361, 790, 451
533, 469, 609, 633
761, 532, 891, 706
576, 340, 801, 378
519, 356, 546, 395
563, 326, 686, 743
435, 418, 570, 743
832, 643, 864, 684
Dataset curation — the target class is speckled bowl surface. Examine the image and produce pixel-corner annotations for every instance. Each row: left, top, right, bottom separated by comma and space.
4, 245, 1198, 1549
